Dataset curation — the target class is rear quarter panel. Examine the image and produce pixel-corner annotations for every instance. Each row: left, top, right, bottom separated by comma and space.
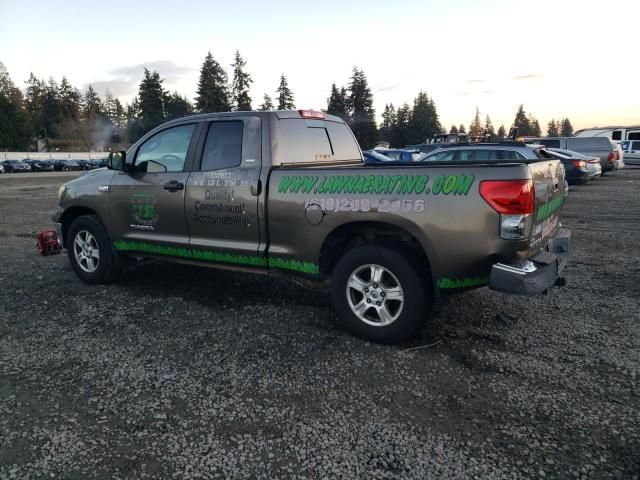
267, 164, 533, 289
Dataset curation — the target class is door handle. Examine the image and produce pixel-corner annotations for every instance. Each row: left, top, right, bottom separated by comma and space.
250, 180, 262, 196
163, 180, 184, 192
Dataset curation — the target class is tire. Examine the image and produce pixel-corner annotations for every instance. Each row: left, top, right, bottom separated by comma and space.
67, 215, 123, 284
331, 244, 430, 344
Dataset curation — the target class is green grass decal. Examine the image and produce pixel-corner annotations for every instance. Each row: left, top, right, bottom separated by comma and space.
536, 196, 564, 222
113, 240, 320, 275
437, 275, 490, 289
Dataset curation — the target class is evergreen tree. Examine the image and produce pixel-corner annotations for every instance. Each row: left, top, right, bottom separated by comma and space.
258, 94, 274, 111
82, 85, 102, 121
531, 118, 541, 137
165, 91, 193, 120
547, 118, 559, 137
497, 124, 506, 141
560, 117, 573, 136
512, 104, 531, 137
389, 103, 410, 148
458, 124, 466, 134
276, 74, 295, 110
327, 83, 348, 121
407, 91, 440, 144
43, 77, 63, 138
195, 51, 230, 113
449, 125, 458, 134
25, 73, 46, 137
346, 67, 378, 149
469, 106, 482, 138
129, 68, 166, 141
379, 103, 396, 141
59, 76, 81, 120
230, 50, 252, 111
0, 63, 32, 149
484, 114, 495, 139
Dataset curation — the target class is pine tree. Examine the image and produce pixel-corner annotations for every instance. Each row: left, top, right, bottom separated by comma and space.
449, 125, 458, 134
258, 94, 274, 111
327, 83, 348, 121
276, 74, 295, 110
407, 91, 440, 144
512, 104, 531, 137
379, 103, 396, 141
25, 73, 46, 137
230, 50, 252, 111
130, 68, 166, 141
484, 114, 495, 139
560, 117, 573, 136
346, 68, 378, 149
389, 103, 410, 148
458, 124, 466, 134
165, 91, 193, 120
43, 77, 63, 138
195, 51, 230, 113
547, 119, 559, 137
531, 118, 541, 137
497, 125, 506, 140
59, 76, 81, 121
83, 85, 102, 121
0, 62, 32, 149
469, 107, 482, 138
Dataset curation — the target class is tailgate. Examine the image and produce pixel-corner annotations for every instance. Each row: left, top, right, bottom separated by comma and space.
529, 159, 566, 254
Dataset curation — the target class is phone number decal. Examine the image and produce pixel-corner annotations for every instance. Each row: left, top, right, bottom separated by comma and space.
304, 198, 425, 213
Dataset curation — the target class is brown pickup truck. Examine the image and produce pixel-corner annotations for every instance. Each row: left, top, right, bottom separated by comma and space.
53, 110, 570, 343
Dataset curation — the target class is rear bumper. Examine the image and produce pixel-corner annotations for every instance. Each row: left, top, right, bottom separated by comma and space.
490, 228, 570, 296
54, 222, 64, 248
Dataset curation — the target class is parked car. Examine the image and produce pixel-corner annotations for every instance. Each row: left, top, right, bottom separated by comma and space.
53, 111, 570, 344
377, 149, 422, 162
0, 164, 4, 173
547, 148, 601, 181
362, 150, 394, 163
544, 149, 591, 184
24, 159, 55, 172
534, 137, 621, 173
63, 160, 82, 171
574, 125, 640, 142
620, 140, 640, 165
1, 160, 32, 172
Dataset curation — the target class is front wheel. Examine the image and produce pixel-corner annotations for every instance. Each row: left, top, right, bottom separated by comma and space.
331, 244, 430, 344
67, 215, 122, 284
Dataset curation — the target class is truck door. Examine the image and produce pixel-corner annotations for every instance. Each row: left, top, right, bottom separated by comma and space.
108, 122, 201, 249
185, 116, 263, 261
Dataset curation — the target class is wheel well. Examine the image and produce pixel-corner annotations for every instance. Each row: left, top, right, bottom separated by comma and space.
319, 222, 431, 278
60, 206, 98, 243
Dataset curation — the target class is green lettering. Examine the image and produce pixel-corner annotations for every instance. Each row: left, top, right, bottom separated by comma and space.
455, 175, 475, 195
443, 175, 457, 194
355, 176, 367, 193
414, 175, 428, 194
401, 175, 418, 194
389, 175, 403, 194
432, 175, 444, 194
278, 176, 293, 193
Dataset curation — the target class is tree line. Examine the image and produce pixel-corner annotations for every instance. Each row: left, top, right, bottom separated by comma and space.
0, 53, 573, 152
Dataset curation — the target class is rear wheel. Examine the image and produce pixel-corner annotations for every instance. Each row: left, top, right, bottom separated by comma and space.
331, 244, 430, 344
67, 215, 122, 284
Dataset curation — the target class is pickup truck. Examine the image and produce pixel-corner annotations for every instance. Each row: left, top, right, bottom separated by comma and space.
53, 110, 570, 343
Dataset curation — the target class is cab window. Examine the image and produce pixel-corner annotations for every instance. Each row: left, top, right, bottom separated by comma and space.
201, 121, 243, 171
425, 150, 456, 161
135, 124, 196, 173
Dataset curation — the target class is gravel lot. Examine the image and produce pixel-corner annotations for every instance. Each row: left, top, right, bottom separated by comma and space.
1, 168, 639, 479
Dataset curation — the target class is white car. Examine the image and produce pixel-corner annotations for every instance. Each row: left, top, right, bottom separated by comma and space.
620, 140, 640, 165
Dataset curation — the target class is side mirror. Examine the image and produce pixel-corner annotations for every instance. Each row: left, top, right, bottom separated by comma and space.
107, 151, 126, 170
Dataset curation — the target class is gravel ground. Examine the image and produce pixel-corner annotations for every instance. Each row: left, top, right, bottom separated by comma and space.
0, 169, 639, 479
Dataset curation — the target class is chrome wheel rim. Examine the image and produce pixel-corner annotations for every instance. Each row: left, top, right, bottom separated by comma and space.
73, 230, 100, 273
346, 264, 404, 327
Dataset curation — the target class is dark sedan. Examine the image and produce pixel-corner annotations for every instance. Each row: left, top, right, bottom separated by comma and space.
547, 150, 591, 185
24, 160, 55, 172
1, 160, 32, 172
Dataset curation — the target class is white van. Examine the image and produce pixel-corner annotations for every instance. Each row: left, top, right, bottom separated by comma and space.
574, 126, 640, 142
620, 140, 640, 165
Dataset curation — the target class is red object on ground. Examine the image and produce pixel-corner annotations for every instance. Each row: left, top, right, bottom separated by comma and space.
36, 229, 61, 256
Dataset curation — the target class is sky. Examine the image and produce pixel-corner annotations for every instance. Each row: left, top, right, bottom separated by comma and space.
1, 0, 638, 132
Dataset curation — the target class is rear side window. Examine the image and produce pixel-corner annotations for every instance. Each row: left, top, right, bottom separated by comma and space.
628, 132, 640, 140
612, 130, 622, 140
539, 139, 561, 148
274, 119, 360, 165
201, 121, 243, 171
457, 149, 491, 161
425, 150, 456, 161
632, 141, 640, 151
489, 150, 525, 160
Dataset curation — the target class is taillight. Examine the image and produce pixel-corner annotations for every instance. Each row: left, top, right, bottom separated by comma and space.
572, 160, 586, 168
608, 152, 615, 162
615, 150, 620, 160
480, 180, 535, 215
299, 110, 325, 119
480, 180, 535, 240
